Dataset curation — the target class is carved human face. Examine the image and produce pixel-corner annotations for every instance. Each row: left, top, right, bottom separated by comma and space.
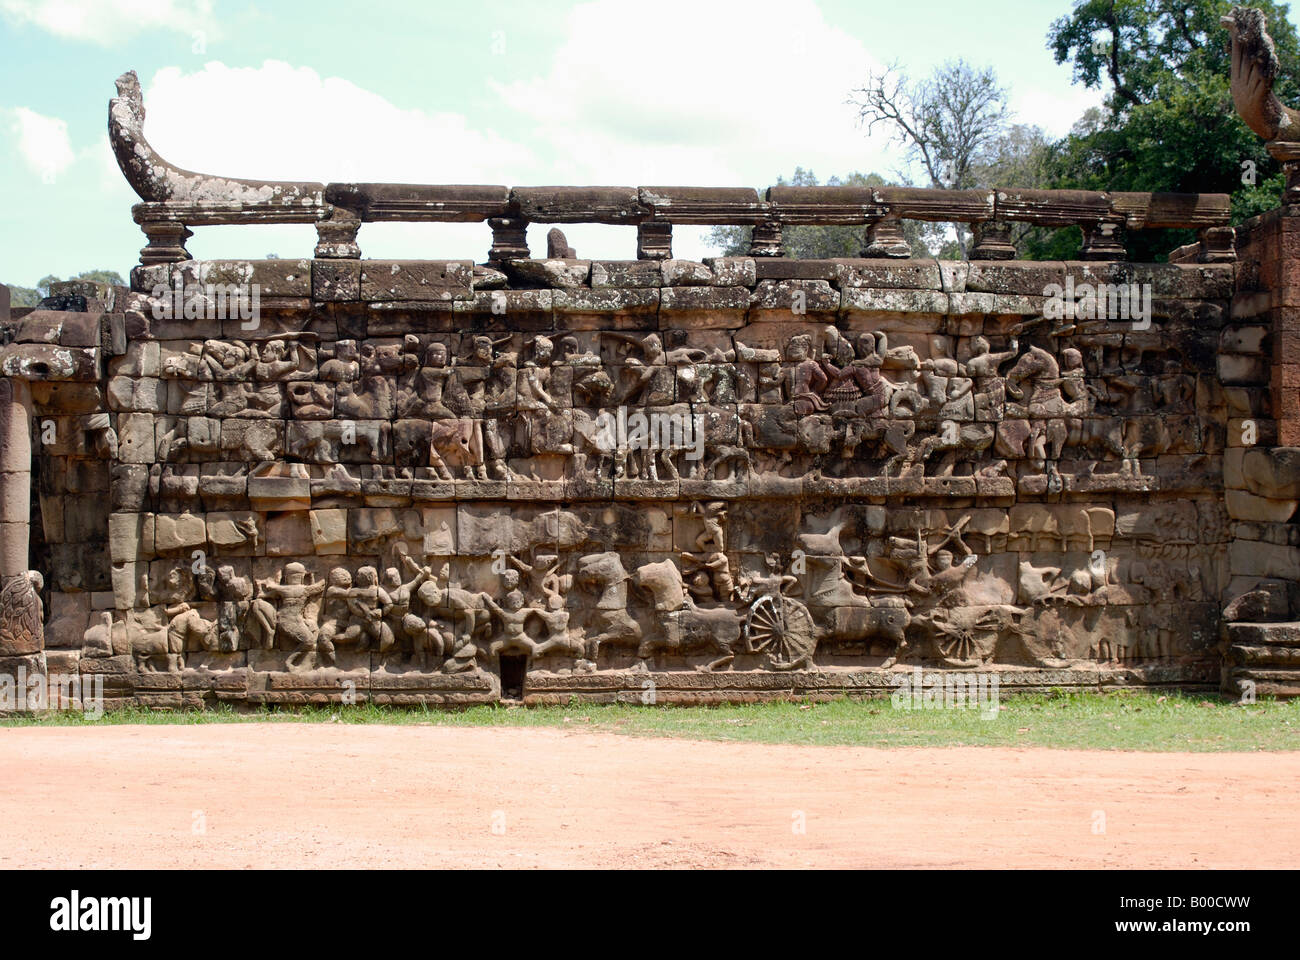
425, 343, 448, 367
971, 336, 989, 355
533, 337, 553, 364
473, 338, 493, 363
284, 563, 306, 585
336, 341, 358, 362
786, 337, 809, 362
357, 567, 378, 588
328, 568, 352, 588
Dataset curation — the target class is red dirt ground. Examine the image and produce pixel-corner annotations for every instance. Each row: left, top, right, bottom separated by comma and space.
1, 724, 1295, 868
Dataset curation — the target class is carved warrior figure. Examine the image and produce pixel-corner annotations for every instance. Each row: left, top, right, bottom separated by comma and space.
381, 562, 433, 666
398, 341, 455, 419
258, 564, 325, 667
517, 335, 573, 459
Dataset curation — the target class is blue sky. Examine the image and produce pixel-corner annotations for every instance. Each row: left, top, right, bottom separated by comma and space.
0, 0, 1289, 289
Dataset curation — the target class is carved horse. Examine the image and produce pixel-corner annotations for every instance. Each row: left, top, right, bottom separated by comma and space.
576, 552, 643, 658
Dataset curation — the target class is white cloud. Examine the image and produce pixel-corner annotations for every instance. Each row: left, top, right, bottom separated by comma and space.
492, 0, 893, 189
138, 61, 543, 261
5, 106, 75, 182
1012, 85, 1105, 139
0, 0, 214, 44
144, 60, 536, 185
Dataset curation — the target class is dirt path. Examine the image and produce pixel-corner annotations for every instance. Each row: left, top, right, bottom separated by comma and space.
1, 724, 1295, 868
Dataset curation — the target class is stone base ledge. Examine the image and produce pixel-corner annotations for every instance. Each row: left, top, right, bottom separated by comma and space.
0, 661, 1222, 713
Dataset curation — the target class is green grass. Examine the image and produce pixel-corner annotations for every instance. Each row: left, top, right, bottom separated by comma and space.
3, 690, 1300, 751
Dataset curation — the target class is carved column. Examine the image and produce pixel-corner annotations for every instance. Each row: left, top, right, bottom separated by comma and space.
637, 221, 673, 260
315, 209, 362, 259
0, 376, 42, 663
861, 218, 911, 258
1079, 219, 1127, 260
136, 217, 192, 266
748, 219, 784, 257
971, 221, 1017, 260
488, 217, 530, 262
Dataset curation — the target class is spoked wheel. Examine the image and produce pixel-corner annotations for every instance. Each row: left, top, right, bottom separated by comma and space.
746, 596, 817, 667
935, 626, 980, 664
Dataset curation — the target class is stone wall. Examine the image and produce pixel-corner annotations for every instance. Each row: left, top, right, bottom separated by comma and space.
1, 247, 1261, 707
1219, 208, 1300, 696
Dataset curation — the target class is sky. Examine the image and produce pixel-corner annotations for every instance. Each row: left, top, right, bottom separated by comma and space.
0, 0, 1276, 290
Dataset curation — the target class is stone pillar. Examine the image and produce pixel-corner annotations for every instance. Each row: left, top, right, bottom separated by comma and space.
137, 217, 193, 266
1078, 219, 1126, 260
488, 217, 530, 263
861, 218, 910, 258
315, 209, 362, 259
747, 219, 783, 257
971, 221, 1017, 260
0, 375, 43, 669
637, 221, 672, 260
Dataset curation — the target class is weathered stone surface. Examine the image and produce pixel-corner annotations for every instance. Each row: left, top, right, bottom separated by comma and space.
359, 261, 474, 302
1242, 447, 1300, 499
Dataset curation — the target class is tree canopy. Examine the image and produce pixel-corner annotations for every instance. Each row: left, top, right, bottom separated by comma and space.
1041, 0, 1300, 259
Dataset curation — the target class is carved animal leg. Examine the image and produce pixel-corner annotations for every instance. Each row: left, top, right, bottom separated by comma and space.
771, 653, 815, 672
697, 652, 735, 672
660, 449, 679, 481
429, 448, 455, 481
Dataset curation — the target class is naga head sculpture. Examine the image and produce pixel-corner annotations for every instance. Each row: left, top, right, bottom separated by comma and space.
1224, 6, 1300, 141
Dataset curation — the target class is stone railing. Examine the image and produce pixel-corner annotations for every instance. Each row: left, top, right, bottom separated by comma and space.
110, 72, 1234, 269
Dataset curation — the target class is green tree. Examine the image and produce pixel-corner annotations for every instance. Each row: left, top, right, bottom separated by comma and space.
1045, 0, 1300, 260
848, 59, 1053, 257
5, 284, 41, 308
5, 270, 127, 310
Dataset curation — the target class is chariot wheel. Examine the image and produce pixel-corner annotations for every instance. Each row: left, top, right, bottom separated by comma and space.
935, 627, 980, 665
746, 596, 817, 666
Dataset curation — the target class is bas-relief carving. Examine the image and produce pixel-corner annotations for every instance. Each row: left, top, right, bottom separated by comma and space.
81, 496, 1223, 679
43, 272, 1228, 692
